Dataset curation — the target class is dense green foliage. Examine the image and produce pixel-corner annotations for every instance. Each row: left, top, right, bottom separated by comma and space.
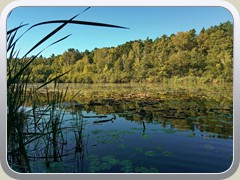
28, 21, 233, 83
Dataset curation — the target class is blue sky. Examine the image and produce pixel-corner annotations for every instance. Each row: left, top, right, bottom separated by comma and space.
7, 7, 233, 58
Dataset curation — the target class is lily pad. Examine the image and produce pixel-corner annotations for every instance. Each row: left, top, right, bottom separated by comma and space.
121, 165, 133, 173
91, 129, 103, 134
88, 166, 100, 173
108, 158, 120, 166
100, 162, 112, 170
162, 151, 173, 157
46, 162, 65, 173
131, 127, 143, 131
109, 133, 120, 139
145, 151, 156, 157
101, 155, 115, 162
142, 134, 150, 139
149, 167, 159, 173
134, 147, 144, 153
97, 139, 112, 144
90, 160, 101, 167
118, 144, 127, 149
119, 160, 132, 166
122, 130, 135, 135
154, 146, 163, 151
135, 166, 148, 173
101, 155, 120, 166
87, 154, 99, 161
134, 166, 159, 173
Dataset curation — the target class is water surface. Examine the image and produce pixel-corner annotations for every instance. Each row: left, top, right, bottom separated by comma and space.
16, 83, 233, 173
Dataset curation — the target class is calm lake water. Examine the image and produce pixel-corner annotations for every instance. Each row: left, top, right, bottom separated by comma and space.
17, 83, 233, 173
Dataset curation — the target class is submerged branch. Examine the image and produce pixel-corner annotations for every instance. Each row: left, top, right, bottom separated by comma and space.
93, 114, 116, 124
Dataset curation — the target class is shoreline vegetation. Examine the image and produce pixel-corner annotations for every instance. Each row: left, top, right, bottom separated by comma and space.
7, 9, 233, 173
24, 21, 233, 84
7, 9, 132, 173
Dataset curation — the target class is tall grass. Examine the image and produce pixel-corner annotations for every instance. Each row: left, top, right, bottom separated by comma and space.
7, 7, 128, 172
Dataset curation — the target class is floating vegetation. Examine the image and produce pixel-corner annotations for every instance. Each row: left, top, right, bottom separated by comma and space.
134, 147, 144, 153
96, 138, 112, 144
121, 165, 133, 173
6, 61, 232, 173
150, 128, 158, 132
118, 144, 127, 149
145, 151, 156, 157
122, 130, 135, 135
142, 134, 150, 139
131, 127, 143, 131
108, 158, 120, 166
101, 155, 120, 166
163, 128, 176, 134
162, 151, 173, 157
86, 154, 99, 161
149, 167, 160, 173
30, 160, 46, 172
88, 166, 101, 173
106, 130, 121, 139
100, 162, 112, 171
90, 160, 101, 167
110, 133, 121, 139
119, 160, 132, 166
46, 162, 66, 173
88, 155, 119, 172
91, 129, 103, 134
134, 166, 159, 173
119, 160, 133, 173
154, 146, 163, 152
101, 155, 115, 162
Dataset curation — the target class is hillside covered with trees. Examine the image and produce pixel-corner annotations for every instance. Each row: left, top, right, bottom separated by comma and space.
28, 21, 233, 83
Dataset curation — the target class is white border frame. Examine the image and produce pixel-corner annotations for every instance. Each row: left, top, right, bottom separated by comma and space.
0, 0, 239, 179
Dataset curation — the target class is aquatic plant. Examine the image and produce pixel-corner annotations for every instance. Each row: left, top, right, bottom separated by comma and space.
7, 7, 128, 173
134, 147, 144, 153
119, 160, 133, 166
118, 144, 127, 149
144, 151, 156, 157
121, 165, 133, 173
162, 151, 173, 157
154, 146, 163, 152
134, 166, 159, 173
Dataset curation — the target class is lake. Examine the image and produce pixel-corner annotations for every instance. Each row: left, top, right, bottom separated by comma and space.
10, 83, 233, 173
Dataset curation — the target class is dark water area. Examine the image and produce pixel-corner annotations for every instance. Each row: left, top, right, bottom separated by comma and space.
10, 83, 233, 173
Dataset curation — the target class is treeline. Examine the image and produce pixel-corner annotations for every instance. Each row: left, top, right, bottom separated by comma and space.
29, 21, 233, 83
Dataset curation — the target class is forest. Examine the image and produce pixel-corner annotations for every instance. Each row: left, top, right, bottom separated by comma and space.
27, 21, 233, 84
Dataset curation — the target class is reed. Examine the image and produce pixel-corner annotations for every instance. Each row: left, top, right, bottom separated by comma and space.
7, 8, 128, 172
